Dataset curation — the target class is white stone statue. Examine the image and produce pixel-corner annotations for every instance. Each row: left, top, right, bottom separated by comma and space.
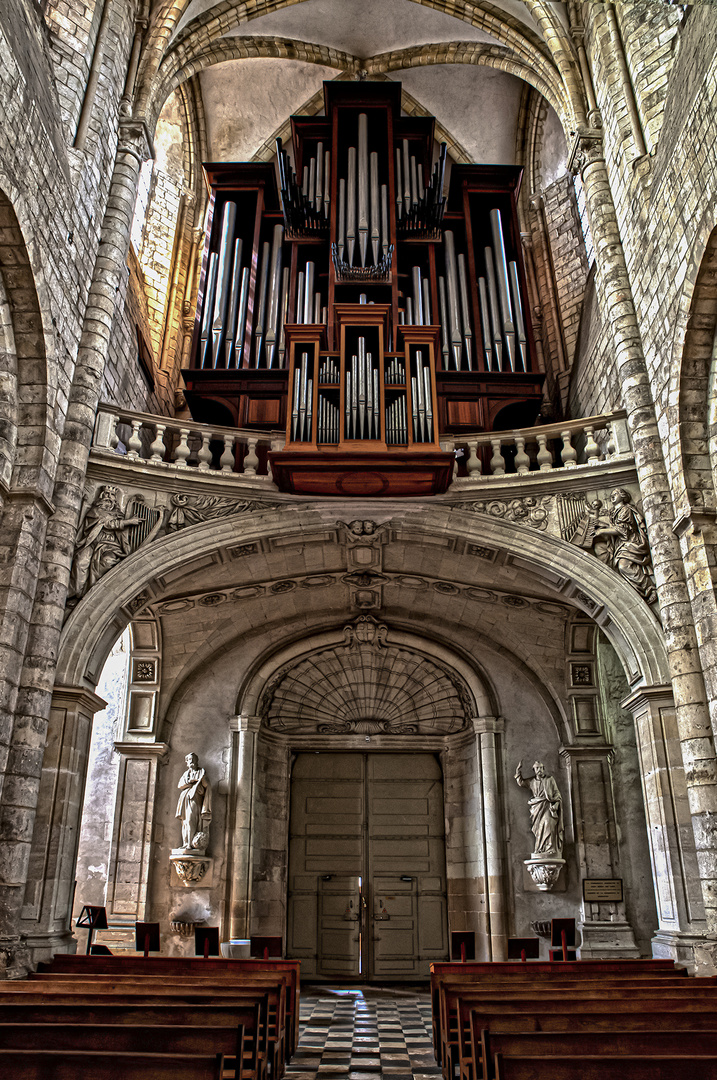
515, 759, 564, 859
176, 752, 212, 854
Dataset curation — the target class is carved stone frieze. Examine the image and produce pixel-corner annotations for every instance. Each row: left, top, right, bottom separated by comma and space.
167, 493, 281, 531
455, 496, 552, 531
342, 616, 388, 649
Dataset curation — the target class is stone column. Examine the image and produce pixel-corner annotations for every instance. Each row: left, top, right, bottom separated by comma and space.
622, 685, 712, 970
559, 744, 639, 958
226, 715, 261, 940
99, 741, 168, 952
12, 686, 106, 972
570, 127, 717, 959
472, 717, 508, 961
0, 121, 153, 973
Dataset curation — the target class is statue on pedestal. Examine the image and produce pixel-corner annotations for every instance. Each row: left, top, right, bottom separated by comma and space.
175, 752, 212, 854
515, 759, 564, 858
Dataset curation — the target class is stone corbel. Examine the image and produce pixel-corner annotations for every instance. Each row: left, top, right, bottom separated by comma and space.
672, 506, 717, 539
118, 119, 155, 165
568, 128, 604, 178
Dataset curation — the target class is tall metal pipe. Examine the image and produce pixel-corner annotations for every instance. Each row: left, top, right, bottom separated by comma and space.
200, 252, 218, 368
412, 266, 424, 326
296, 271, 305, 326
358, 114, 369, 267
395, 147, 403, 220
366, 349, 373, 438
457, 252, 474, 370
444, 231, 463, 369
265, 224, 284, 368
234, 266, 250, 368
224, 238, 243, 368
211, 200, 237, 365
324, 150, 331, 219
308, 155, 316, 213
347, 146, 357, 265
490, 208, 516, 369
338, 177, 346, 262
438, 275, 450, 366
422, 278, 431, 326
291, 362, 301, 440
402, 139, 411, 214
484, 247, 503, 370
380, 185, 389, 257
253, 240, 271, 365
278, 266, 289, 367
509, 261, 527, 370
304, 261, 315, 325
478, 277, 493, 371
370, 151, 380, 266
315, 143, 323, 214
358, 336, 367, 438
313, 291, 321, 324
409, 156, 417, 206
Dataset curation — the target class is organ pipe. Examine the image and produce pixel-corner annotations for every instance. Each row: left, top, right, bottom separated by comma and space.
254, 240, 271, 365
358, 113, 369, 266
490, 208, 516, 370
224, 238, 243, 367
211, 200, 237, 366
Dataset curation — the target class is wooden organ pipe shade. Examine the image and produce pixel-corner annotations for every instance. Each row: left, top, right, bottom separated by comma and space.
184, 81, 543, 492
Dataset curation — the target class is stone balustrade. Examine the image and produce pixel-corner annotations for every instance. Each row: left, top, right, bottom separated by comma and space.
93, 404, 284, 479
91, 404, 633, 489
441, 411, 632, 482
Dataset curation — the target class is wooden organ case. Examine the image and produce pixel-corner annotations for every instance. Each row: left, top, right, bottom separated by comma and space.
184, 81, 543, 497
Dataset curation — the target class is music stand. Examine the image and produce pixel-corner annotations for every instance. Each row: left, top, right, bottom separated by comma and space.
450, 931, 476, 962
135, 921, 160, 958
195, 926, 220, 959
550, 918, 577, 962
250, 935, 283, 960
76, 905, 108, 955
507, 937, 540, 962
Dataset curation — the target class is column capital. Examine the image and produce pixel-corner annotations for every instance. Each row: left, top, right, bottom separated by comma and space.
230, 715, 263, 733
117, 119, 154, 164
471, 715, 504, 735
621, 684, 674, 714
51, 685, 107, 716
568, 127, 604, 177
559, 743, 615, 764
113, 741, 169, 760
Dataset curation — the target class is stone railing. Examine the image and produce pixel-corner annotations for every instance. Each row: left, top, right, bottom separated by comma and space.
93, 405, 284, 479
92, 404, 632, 487
441, 411, 631, 482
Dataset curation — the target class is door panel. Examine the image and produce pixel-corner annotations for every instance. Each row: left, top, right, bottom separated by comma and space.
287, 752, 448, 979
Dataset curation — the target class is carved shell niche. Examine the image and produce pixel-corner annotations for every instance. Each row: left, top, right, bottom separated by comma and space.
264, 644, 470, 734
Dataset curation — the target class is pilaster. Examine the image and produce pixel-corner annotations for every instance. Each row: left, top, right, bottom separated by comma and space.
471, 716, 507, 961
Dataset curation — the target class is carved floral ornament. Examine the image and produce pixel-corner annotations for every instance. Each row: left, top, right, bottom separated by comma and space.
260, 618, 472, 736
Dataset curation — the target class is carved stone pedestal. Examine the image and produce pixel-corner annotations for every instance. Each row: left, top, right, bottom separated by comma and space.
170, 852, 212, 886
579, 920, 641, 959
524, 857, 565, 891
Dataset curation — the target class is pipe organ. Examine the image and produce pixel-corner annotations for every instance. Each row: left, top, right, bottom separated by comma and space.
184, 82, 543, 496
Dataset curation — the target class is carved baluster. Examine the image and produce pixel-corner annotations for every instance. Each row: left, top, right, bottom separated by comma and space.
127, 419, 143, 460
149, 423, 166, 463
220, 434, 236, 473
490, 438, 506, 476
606, 423, 616, 458
560, 429, 577, 468
584, 425, 600, 464
197, 433, 212, 471
514, 434, 530, 475
174, 427, 191, 467
536, 433, 553, 471
243, 437, 259, 477
466, 439, 482, 478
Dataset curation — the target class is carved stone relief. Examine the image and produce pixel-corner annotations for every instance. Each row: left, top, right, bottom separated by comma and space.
558, 488, 658, 604
170, 751, 213, 887
455, 496, 552, 531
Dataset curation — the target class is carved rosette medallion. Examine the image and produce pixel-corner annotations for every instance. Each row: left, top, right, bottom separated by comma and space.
524, 857, 566, 892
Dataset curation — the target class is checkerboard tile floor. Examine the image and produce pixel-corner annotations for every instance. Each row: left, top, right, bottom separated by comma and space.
286, 988, 440, 1080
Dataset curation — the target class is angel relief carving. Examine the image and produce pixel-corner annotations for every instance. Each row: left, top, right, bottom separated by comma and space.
69, 486, 164, 600
558, 488, 657, 605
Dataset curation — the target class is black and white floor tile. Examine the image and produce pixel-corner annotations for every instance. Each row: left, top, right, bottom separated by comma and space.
286, 987, 441, 1080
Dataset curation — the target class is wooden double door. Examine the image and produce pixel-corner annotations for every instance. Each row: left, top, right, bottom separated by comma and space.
287, 752, 449, 979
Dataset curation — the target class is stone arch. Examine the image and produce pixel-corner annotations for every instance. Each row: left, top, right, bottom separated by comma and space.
56, 503, 670, 698
0, 186, 52, 501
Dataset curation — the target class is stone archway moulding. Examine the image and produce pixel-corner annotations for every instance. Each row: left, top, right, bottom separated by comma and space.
56, 502, 670, 694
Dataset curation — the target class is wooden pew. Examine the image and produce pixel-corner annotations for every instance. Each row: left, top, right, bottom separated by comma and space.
0, 987, 274, 1079
441, 988, 717, 1079
40, 955, 301, 1057
12, 974, 287, 1070
492, 1052, 717, 1079
0, 1049, 228, 1080
429, 959, 682, 1062
475, 1026, 717, 1080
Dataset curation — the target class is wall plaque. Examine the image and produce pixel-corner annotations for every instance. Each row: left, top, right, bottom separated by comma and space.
583, 878, 623, 902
